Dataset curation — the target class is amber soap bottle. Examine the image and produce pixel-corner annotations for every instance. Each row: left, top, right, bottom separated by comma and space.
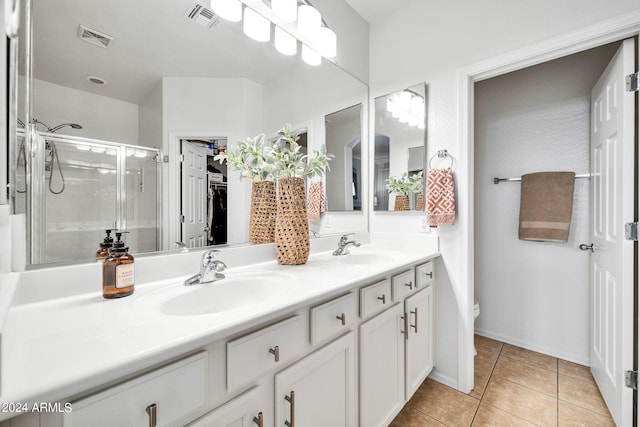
103, 232, 134, 299
95, 229, 114, 261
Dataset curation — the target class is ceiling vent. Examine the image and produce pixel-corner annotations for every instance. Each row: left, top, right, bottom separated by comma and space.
77, 25, 114, 48
184, 0, 220, 29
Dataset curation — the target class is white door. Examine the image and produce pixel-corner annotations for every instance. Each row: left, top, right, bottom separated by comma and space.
181, 140, 209, 248
589, 38, 635, 427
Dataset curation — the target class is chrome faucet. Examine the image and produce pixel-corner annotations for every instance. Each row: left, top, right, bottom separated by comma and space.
332, 233, 361, 256
184, 249, 227, 286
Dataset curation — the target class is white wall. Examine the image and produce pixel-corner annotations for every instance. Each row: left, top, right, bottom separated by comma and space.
474, 45, 617, 364
139, 81, 163, 149
369, 0, 640, 388
26, 78, 139, 143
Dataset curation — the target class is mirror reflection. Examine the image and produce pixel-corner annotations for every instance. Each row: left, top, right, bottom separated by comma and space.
373, 83, 427, 212
15, 0, 367, 267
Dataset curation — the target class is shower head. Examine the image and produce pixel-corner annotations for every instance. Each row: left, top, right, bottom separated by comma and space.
48, 123, 83, 133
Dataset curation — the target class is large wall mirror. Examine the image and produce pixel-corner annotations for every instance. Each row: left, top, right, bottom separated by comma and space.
12, 0, 368, 267
373, 83, 427, 212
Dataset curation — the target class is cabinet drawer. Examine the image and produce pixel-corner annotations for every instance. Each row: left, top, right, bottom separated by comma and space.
64, 352, 208, 427
391, 269, 416, 301
227, 316, 305, 390
310, 292, 357, 345
416, 261, 434, 288
360, 279, 391, 319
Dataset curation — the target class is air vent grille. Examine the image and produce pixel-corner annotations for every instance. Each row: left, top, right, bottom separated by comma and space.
184, 0, 220, 29
77, 25, 114, 48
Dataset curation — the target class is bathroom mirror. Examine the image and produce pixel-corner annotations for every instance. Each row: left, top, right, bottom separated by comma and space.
14, 0, 368, 267
325, 104, 362, 211
373, 83, 427, 212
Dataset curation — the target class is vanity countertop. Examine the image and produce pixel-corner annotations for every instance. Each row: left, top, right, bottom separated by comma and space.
0, 235, 439, 420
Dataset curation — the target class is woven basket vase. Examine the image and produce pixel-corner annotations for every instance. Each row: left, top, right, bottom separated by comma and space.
275, 177, 310, 265
394, 194, 410, 211
249, 180, 276, 244
416, 194, 425, 211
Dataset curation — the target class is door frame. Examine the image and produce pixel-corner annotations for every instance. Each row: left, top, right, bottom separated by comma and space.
457, 11, 640, 395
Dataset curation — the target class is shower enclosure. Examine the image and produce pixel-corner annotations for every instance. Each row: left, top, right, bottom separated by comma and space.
15, 130, 161, 265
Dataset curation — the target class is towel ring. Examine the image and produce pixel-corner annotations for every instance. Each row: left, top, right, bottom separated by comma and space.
429, 149, 453, 169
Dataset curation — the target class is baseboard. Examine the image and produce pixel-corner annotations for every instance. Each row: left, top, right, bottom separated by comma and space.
428, 369, 458, 390
474, 328, 590, 366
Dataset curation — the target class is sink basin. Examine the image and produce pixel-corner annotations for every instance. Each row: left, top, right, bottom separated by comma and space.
159, 272, 292, 316
334, 253, 393, 265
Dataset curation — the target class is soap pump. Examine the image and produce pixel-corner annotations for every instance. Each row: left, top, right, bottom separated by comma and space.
103, 231, 134, 299
95, 229, 114, 261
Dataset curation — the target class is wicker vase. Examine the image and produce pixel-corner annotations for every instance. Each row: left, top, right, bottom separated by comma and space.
415, 194, 425, 211
275, 177, 310, 265
394, 194, 410, 211
249, 180, 276, 244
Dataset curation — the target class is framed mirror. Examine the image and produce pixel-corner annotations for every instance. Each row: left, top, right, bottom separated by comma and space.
373, 83, 427, 212
13, 0, 368, 267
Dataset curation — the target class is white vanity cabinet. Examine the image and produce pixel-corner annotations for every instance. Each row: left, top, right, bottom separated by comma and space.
405, 285, 434, 399
187, 386, 267, 427
275, 332, 357, 427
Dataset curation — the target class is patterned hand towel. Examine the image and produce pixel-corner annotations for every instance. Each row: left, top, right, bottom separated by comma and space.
307, 181, 326, 223
426, 168, 456, 227
519, 171, 575, 242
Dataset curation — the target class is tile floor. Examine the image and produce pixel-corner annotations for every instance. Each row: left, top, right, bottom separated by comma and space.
390, 335, 615, 426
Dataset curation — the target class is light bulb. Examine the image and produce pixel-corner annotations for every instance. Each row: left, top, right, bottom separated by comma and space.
301, 44, 321, 66
275, 26, 297, 56
386, 98, 396, 114
317, 27, 336, 58
411, 96, 424, 116
297, 5, 321, 40
399, 91, 412, 111
272, 0, 297, 22
243, 7, 270, 42
210, 0, 242, 22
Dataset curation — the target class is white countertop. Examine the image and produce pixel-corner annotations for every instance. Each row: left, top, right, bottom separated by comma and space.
0, 234, 438, 421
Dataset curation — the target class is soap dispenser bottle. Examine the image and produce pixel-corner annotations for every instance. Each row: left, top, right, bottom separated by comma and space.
103, 231, 134, 299
95, 229, 114, 261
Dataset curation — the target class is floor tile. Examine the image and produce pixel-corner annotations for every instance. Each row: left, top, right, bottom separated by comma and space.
475, 335, 503, 357
472, 403, 536, 426
483, 376, 557, 426
558, 359, 595, 384
559, 374, 609, 416
500, 343, 558, 372
493, 356, 557, 397
470, 348, 499, 399
558, 400, 615, 426
411, 379, 480, 427
389, 406, 446, 427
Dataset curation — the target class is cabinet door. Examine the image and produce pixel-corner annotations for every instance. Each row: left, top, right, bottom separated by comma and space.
405, 286, 434, 399
359, 303, 405, 427
187, 386, 267, 427
275, 332, 356, 427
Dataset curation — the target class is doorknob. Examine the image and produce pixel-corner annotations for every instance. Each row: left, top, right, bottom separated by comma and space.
579, 243, 594, 252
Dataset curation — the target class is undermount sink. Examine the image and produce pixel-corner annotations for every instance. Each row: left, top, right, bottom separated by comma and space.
159, 271, 292, 316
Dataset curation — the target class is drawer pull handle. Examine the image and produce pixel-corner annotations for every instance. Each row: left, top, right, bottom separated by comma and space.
377, 294, 386, 304
269, 345, 280, 362
405, 281, 413, 290
425, 271, 433, 278
253, 411, 264, 427
411, 308, 418, 333
285, 391, 295, 427
146, 403, 157, 427
336, 313, 346, 325
400, 314, 409, 340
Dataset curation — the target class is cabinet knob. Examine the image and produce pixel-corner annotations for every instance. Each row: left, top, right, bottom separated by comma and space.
253, 411, 264, 427
405, 281, 413, 290
336, 313, 346, 325
377, 294, 386, 304
285, 391, 295, 427
269, 345, 280, 362
146, 403, 157, 427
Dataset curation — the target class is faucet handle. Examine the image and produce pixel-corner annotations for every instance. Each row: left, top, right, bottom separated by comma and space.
339, 233, 355, 243
201, 249, 221, 265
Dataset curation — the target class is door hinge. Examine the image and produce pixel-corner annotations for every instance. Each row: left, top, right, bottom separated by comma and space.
179, 214, 185, 223
179, 154, 185, 162
625, 370, 638, 390
626, 72, 639, 92
624, 222, 638, 241
154, 153, 169, 163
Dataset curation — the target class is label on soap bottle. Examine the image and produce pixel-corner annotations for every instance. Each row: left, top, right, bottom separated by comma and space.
115, 264, 135, 289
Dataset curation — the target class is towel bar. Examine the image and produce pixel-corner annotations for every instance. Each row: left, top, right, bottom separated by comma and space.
493, 173, 591, 184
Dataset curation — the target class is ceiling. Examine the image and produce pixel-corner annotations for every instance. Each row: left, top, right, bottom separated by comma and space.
344, 0, 414, 24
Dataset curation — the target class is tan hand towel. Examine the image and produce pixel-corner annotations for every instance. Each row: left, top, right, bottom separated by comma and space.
307, 181, 326, 223
519, 172, 575, 242
426, 168, 456, 227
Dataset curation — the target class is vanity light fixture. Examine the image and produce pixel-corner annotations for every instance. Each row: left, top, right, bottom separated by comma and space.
386, 90, 425, 129
211, 0, 337, 66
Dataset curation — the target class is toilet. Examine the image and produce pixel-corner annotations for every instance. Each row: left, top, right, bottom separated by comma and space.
473, 300, 480, 356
